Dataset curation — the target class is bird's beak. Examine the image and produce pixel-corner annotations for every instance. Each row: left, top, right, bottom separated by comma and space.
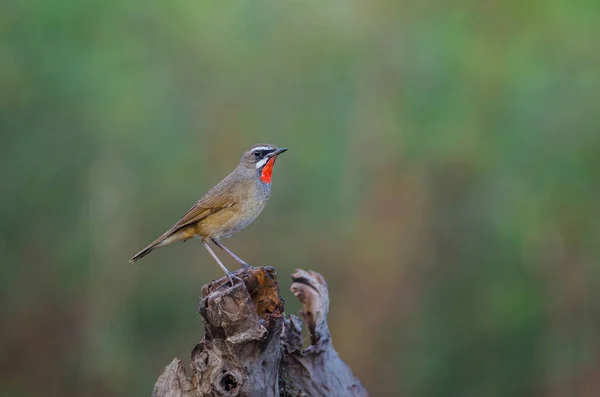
269, 147, 288, 157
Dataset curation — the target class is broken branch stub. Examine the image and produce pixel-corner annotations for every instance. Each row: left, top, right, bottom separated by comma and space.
193, 266, 284, 397
280, 269, 369, 397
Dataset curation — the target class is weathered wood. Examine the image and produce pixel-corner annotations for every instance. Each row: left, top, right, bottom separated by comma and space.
152, 359, 194, 397
152, 267, 368, 397
280, 269, 368, 397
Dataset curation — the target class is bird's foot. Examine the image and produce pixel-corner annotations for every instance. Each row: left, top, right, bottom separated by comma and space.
226, 272, 245, 287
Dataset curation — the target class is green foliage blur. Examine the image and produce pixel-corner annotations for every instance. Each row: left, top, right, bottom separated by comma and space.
1, 1, 599, 396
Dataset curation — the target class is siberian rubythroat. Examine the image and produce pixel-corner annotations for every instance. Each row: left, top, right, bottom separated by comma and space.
130, 143, 288, 284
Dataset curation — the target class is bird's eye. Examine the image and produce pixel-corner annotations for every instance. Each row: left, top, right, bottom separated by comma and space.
252, 150, 261, 157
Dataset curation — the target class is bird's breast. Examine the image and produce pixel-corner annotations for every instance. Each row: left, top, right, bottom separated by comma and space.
237, 182, 271, 223
202, 181, 271, 240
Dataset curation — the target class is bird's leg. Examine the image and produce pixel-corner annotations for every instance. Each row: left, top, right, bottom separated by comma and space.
212, 238, 251, 268
202, 240, 241, 286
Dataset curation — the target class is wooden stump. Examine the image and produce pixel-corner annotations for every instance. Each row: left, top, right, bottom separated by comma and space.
152, 267, 368, 397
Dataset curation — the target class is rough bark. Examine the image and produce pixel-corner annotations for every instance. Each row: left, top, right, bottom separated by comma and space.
152, 266, 368, 397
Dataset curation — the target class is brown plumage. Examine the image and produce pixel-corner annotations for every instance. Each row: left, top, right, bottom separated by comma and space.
130, 144, 287, 283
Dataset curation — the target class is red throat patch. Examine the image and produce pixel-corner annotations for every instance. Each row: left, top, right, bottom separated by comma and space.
260, 156, 276, 184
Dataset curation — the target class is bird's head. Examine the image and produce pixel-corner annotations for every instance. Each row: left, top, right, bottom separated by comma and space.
240, 143, 288, 184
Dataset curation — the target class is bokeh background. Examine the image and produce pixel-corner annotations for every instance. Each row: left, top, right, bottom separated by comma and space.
2, 1, 599, 396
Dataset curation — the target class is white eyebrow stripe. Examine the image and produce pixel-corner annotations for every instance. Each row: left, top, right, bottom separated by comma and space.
255, 157, 269, 169
252, 146, 274, 152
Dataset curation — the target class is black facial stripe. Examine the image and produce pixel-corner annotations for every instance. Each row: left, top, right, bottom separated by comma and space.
253, 149, 275, 158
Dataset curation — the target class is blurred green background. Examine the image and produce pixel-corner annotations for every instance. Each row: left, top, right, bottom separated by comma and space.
1, 1, 599, 396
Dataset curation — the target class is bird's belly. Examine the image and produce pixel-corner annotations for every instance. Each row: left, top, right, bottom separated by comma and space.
200, 199, 267, 240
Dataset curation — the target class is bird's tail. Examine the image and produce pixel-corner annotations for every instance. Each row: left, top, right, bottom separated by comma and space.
129, 228, 183, 263
129, 244, 155, 263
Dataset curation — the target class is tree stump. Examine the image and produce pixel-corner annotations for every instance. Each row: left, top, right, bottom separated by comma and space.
152, 267, 368, 397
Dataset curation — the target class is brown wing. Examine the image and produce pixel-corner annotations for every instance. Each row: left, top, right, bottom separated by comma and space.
139, 188, 235, 250
130, 179, 238, 263
170, 193, 235, 231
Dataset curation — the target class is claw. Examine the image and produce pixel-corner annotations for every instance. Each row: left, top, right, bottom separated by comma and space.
227, 272, 245, 286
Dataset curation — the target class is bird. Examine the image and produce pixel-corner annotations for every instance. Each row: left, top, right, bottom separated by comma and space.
130, 143, 288, 284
